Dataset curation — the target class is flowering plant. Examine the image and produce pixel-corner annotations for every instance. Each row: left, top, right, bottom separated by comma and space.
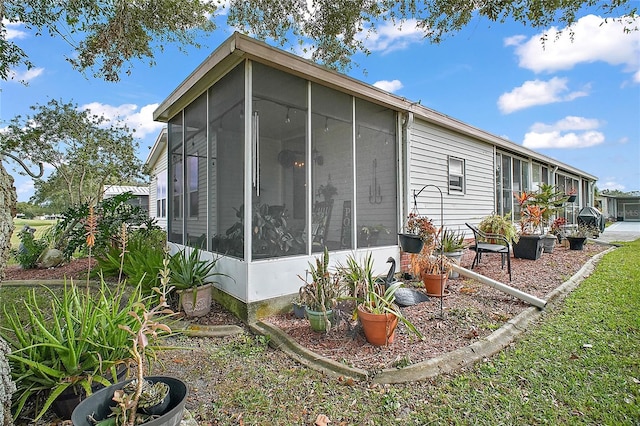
550, 217, 567, 235
406, 213, 438, 244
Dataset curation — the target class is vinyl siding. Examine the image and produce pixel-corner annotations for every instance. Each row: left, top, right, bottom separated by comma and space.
407, 118, 496, 234
149, 147, 168, 230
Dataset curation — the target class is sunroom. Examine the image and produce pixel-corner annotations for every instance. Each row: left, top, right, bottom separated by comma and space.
154, 33, 404, 320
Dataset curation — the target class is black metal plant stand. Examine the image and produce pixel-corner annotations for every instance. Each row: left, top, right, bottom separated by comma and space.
412, 184, 445, 320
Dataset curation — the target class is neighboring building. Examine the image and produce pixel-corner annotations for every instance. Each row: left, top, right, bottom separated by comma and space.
152, 32, 598, 321
103, 185, 149, 212
145, 128, 168, 230
597, 193, 640, 221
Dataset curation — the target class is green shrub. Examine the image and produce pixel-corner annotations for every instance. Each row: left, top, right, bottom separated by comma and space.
53, 193, 160, 259
96, 228, 166, 295
12, 227, 48, 269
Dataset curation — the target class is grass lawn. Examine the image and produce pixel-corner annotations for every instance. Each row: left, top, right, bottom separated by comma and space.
9, 218, 57, 250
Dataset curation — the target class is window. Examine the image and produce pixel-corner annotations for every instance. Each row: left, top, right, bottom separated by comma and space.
156, 170, 167, 218
187, 153, 199, 217
448, 156, 465, 193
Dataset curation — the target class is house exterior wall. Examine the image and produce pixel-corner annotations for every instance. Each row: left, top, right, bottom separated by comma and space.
407, 118, 496, 233
149, 147, 168, 230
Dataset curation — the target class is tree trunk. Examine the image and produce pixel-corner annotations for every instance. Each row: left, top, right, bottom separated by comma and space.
0, 160, 17, 282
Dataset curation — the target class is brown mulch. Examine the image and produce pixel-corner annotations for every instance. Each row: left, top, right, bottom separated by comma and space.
260, 243, 609, 371
3, 242, 610, 373
4, 257, 98, 281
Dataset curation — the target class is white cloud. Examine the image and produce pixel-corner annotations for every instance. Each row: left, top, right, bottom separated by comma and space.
362, 19, 425, 54
15, 179, 34, 197
523, 130, 604, 149
498, 77, 589, 113
522, 115, 605, 149
3, 20, 28, 40
373, 79, 403, 93
7, 67, 45, 83
599, 179, 626, 191
529, 116, 602, 133
503, 35, 526, 47
292, 42, 315, 60
508, 14, 640, 75
80, 102, 164, 139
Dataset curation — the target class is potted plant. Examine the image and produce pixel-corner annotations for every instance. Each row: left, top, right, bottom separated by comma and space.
398, 213, 437, 253
350, 253, 424, 346
72, 254, 187, 426
566, 187, 577, 203
511, 192, 545, 260
409, 222, 453, 297
316, 180, 337, 201
438, 228, 466, 278
169, 247, 226, 317
566, 224, 593, 250
478, 213, 519, 245
529, 184, 567, 253
291, 296, 306, 319
359, 223, 389, 247
298, 248, 342, 332
550, 217, 567, 242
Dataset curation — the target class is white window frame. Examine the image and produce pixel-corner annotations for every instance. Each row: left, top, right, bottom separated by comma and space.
448, 156, 465, 194
156, 170, 167, 218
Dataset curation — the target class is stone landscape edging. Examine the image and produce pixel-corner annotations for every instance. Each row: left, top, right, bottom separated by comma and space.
250, 246, 616, 384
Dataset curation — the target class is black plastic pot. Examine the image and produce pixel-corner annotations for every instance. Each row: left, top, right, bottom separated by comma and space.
71, 376, 187, 426
398, 233, 423, 253
53, 366, 128, 420
513, 234, 544, 260
567, 236, 587, 250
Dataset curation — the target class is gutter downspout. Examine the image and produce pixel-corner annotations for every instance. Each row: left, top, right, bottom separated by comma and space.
450, 263, 547, 309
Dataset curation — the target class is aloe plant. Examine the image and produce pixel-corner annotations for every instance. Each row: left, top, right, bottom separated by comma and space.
1, 279, 146, 420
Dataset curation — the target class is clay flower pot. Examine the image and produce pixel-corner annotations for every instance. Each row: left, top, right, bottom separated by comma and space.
422, 273, 449, 297
357, 305, 399, 346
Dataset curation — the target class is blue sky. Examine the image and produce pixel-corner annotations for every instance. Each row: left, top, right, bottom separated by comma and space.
2, 7, 639, 202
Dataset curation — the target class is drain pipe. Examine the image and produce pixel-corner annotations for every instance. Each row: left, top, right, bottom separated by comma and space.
450, 263, 547, 309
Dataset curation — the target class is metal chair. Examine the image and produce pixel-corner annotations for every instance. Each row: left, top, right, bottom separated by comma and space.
465, 223, 512, 281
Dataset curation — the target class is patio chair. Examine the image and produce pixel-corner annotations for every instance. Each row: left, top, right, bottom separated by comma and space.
465, 223, 512, 281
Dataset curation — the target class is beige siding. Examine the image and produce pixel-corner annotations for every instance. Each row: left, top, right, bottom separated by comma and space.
407, 119, 496, 234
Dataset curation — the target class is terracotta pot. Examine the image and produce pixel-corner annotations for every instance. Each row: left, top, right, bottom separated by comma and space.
357, 305, 398, 346
177, 283, 212, 317
422, 273, 448, 297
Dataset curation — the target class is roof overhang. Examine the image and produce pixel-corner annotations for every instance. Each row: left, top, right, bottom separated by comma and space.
153, 32, 597, 182
144, 127, 168, 168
